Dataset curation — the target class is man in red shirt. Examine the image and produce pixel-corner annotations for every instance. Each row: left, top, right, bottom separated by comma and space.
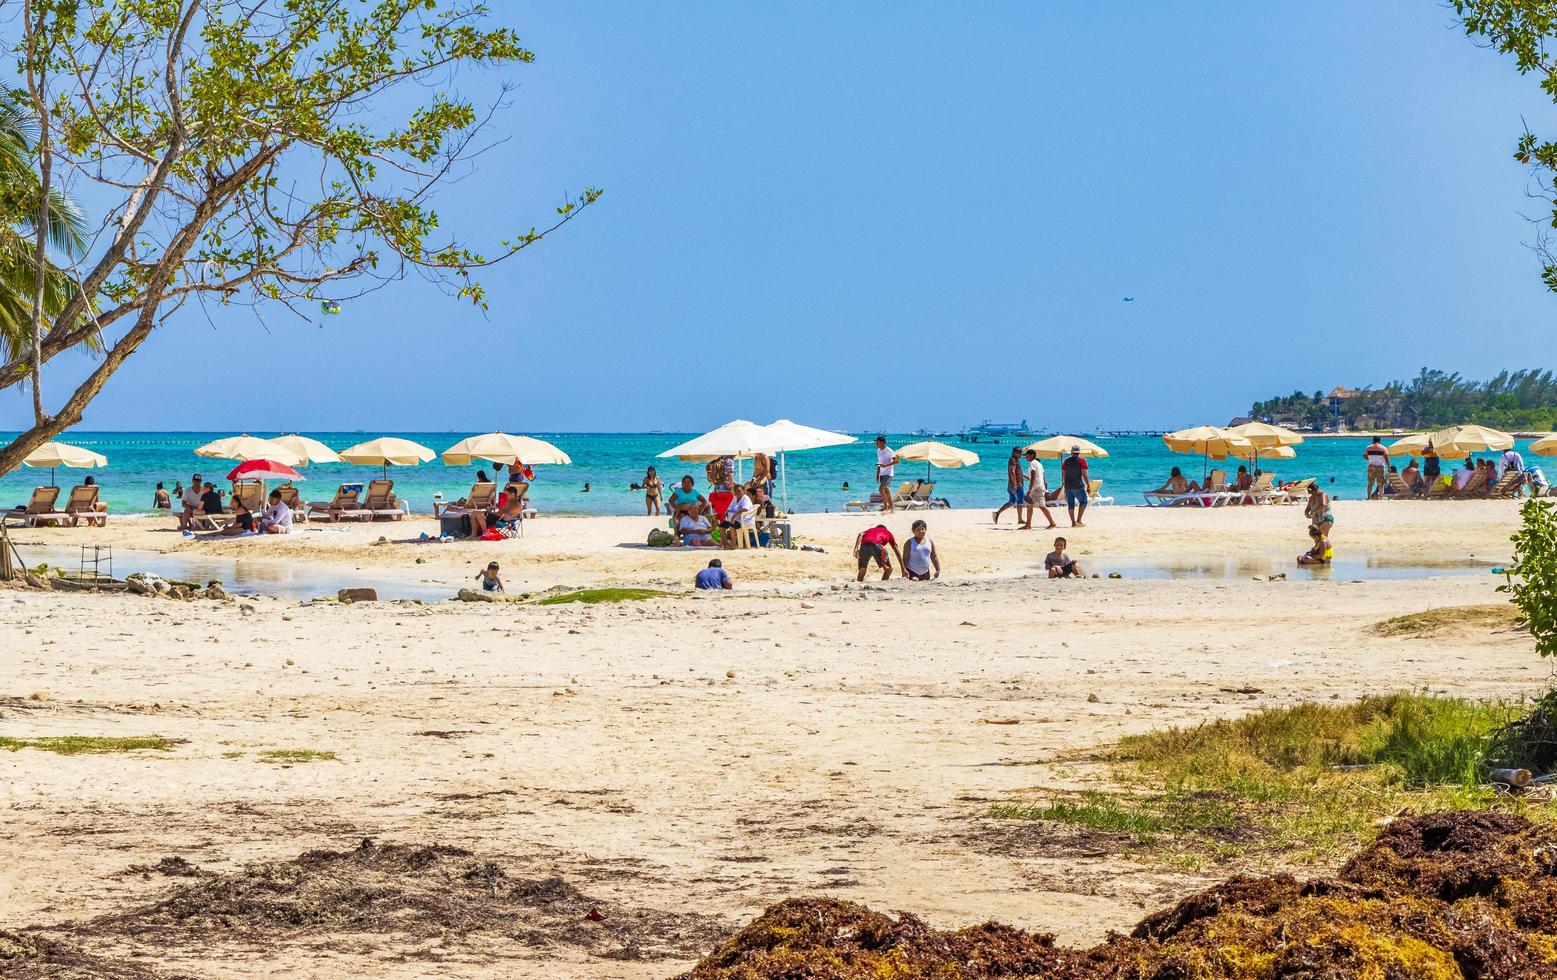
853, 524, 905, 581
1060, 445, 1090, 528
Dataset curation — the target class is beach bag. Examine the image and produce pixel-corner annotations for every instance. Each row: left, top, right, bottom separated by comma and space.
480, 527, 505, 541
647, 528, 676, 547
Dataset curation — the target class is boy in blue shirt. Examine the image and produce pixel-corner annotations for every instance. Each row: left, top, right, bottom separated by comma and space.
694, 559, 732, 591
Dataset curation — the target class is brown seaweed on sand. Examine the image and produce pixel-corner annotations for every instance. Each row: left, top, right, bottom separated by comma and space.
684, 810, 1557, 979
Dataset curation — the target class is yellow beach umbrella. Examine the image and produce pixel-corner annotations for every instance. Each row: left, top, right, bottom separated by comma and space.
1220, 444, 1297, 462
1528, 434, 1557, 457
23, 440, 108, 487
1387, 433, 1468, 460
896, 440, 979, 480
1163, 426, 1251, 479
195, 434, 304, 466
274, 434, 342, 465
339, 437, 436, 479
1428, 424, 1514, 455
1225, 421, 1304, 448
1025, 435, 1109, 459
442, 432, 571, 467
895, 441, 980, 468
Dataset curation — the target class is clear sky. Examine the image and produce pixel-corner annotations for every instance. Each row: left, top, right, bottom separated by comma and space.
5, 1, 1553, 434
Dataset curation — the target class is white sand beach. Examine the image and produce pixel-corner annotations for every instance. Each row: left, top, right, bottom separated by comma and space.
0, 500, 1536, 977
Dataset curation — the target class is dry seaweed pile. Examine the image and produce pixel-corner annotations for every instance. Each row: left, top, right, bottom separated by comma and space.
85, 838, 724, 962
0, 929, 188, 980
685, 811, 1557, 979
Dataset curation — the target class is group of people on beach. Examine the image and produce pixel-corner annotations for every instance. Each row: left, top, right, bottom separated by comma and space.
1362, 437, 1540, 498
170, 471, 293, 535
653, 461, 784, 549
988, 444, 1092, 530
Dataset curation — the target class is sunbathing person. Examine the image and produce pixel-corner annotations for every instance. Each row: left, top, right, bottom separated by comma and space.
1232, 466, 1253, 492
75, 475, 108, 527
1402, 459, 1423, 496
1152, 467, 1193, 496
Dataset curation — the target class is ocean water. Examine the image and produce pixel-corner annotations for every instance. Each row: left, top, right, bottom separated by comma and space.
0, 431, 1545, 518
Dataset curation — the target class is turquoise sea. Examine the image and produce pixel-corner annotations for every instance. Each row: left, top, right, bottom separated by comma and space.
0, 431, 1546, 517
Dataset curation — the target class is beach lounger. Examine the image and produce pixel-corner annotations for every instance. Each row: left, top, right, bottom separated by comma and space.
2, 486, 67, 527
1273, 477, 1314, 504
64, 485, 107, 527
1422, 478, 1452, 501
1451, 469, 1491, 499
232, 480, 265, 514
1490, 471, 1526, 499
844, 493, 883, 511
900, 482, 936, 510
1087, 479, 1114, 506
276, 484, 306, 521
307, 485, 367, 522
1142, 488, 1228, 508
1384, 472, 1415, 499
364, 479, 403, 520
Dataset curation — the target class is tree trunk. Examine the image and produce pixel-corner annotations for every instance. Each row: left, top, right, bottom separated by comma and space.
26, 8, 50, 425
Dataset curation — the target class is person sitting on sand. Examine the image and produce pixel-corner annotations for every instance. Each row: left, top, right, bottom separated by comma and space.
669, 476, 707, 521
178, 473, 204, 530
677, 510, 716, 547
154, 482, 171, 510
904, 520, 940, 581
695, 558, 733, 590
1045, 536, 1082, 578
218, 496, 255, 535
1401, 459, 1423, 495
1298, 526, 1332, 565
854, 524, 903, 582
477, 561, 504, 592
258, 489, 293, 534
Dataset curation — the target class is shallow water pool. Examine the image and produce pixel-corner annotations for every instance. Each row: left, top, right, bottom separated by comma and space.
18, 544, 454, 602
1091, 555, 1503, 582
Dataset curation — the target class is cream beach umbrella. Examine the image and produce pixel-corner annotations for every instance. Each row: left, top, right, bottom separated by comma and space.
442, 432, 571, 467
274, 434, 342, 465
1024, 435, 1109, 459
1163, 426, 1252, 480
1528, 434, 1557, 457
339, 437, 436, 479
1427, 424, 1514, 455
23, 441, 107, 487
195, 434, 305, 466
658, 420, 779, 461
763, 419, 857, 509
1220, 444, 1297, 462
896, 440, 979, 481
1387, 433, 1469, 460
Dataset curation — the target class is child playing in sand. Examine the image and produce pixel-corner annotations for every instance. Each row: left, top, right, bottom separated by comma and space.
1298, 527, 1332, 566
477, 562, 504, 592
1044, 537, 1081, 578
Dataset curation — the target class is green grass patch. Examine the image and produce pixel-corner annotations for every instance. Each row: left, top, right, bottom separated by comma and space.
257, 749, 338, 764
0, 735, 178, 755
997, 694, 1551, 862
535, 587, 671, 606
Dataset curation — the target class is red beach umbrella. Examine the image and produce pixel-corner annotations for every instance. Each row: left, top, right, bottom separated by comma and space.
226, 459, 304, 482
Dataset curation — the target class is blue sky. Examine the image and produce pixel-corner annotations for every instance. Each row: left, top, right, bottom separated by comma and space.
4, 1, 1553, 434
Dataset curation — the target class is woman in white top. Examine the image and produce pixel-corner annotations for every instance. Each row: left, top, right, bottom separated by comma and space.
904, 520, 940, 581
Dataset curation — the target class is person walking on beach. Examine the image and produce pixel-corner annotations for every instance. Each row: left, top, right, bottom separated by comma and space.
642, 467, 663, 516
992, 447, 1023, 524
1364, 437, 1388, 499
875, 436, 898, 513
1060, 445, 1089, 527
1019, 449, 1057, 531
854, 524, 903, 581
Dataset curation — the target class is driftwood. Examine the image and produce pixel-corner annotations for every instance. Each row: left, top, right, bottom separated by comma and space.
1489, 767, 1533, 788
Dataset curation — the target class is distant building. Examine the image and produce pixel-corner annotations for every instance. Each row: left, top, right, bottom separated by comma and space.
1326, 386, 1360, 415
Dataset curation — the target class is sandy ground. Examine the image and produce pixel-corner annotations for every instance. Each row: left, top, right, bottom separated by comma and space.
0, 499, 1540, 977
